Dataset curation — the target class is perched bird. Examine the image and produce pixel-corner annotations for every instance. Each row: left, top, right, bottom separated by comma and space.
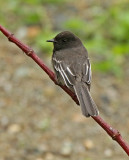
47, 31, 99, 117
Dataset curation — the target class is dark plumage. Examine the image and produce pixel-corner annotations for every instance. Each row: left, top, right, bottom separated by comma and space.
47, 31, 99, 117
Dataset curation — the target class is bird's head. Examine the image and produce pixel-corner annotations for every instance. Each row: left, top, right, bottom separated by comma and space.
47, 31, 82, 51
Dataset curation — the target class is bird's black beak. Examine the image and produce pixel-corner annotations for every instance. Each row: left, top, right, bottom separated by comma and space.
46, 39, 56, 43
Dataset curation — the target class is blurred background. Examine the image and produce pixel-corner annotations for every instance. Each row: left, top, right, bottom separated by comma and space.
0, 0, 129, 159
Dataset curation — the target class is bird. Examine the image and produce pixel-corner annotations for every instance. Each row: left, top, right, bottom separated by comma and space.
47, 31, 99, 117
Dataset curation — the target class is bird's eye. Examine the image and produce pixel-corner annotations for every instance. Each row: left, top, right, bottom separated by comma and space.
63, 39, 67, 42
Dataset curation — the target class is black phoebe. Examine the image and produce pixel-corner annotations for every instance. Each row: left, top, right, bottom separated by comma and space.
47, 31, 99, 117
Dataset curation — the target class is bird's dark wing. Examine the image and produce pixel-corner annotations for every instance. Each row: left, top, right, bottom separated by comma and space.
82, 58, 91, 85
52, 55, 91, 88
52, 56, 75, 88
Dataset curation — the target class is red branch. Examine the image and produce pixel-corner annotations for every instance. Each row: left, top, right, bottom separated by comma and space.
0, 25, 129, 156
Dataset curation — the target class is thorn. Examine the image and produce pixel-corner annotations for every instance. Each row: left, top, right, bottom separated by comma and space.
112, 131, 120, 140
7, 33, 14, 41
26, 49, 33, 56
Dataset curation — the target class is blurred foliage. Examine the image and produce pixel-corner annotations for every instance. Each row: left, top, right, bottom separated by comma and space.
0, 0, 129, 76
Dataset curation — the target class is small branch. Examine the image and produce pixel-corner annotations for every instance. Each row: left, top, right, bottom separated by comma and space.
0, 25, 129, 156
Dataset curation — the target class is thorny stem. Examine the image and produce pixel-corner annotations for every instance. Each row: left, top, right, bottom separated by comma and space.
0, 25, 129, 156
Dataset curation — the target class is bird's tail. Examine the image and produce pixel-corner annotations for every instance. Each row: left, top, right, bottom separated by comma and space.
74, 82, 99, 117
